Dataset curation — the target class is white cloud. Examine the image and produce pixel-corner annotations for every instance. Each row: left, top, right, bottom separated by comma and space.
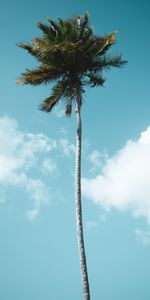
25, 177, 49, 208
0, 116, 55, 219
82, 126, 150, 223
42, 159, 57, 173
58, 138, 75, 156
88, 150, 102, 168
135, 228, 150, 246
0, 116, 77, 220
0, 117, 56, 183
88, 150, 108, 171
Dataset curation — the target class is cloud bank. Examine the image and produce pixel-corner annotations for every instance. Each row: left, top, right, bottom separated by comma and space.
82, 126, 150, 223
0, 116, 76, 220
0, 116, 56, 220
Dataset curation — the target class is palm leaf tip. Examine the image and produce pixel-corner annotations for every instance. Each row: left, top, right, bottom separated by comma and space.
120, 59, 128, 67
107, 30, 117, 45
17, 42, 31, 51
46, 16, 59, 31
84, 11, 89, 21
17, 42, 26, 49
113, 56, 128, 68
16, 77, 24, 84
37, 22, 50, 35
16, 74, 37, 85
39, 102, 50, 112
39, 96, 57, 113
65, 103, 72, 117
102, 55, 127, 70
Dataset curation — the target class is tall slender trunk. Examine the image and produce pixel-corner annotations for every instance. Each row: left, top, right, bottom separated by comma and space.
75, 98, 90, 300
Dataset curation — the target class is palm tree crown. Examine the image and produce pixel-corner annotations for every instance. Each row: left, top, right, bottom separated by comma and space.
17, 12, 126, 115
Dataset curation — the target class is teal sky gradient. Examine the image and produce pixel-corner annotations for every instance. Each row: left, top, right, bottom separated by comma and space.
0, 1, 150, 300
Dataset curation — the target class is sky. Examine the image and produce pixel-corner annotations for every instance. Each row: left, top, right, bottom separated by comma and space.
0, 0, 150, 299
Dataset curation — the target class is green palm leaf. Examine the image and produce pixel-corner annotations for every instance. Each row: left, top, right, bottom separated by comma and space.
40, 79, 67, 112
17, 65, 65, 85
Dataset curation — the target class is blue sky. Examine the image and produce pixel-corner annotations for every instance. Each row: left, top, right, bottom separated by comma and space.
0, 0, 150, 299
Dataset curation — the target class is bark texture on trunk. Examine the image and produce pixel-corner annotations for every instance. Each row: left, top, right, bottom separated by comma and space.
75, 99, 90, 300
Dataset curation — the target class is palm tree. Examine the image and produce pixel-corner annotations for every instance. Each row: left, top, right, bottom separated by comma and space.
17, 12, 126, 300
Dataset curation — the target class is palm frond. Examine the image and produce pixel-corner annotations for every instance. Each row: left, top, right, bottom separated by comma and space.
46, 17, 60, 33
63, 85, 75, 117
86, 74, 105, 87
102, 55, 127, 70
37, 22, 56, 40
65, 102, 72, 117
18, 42, 42, 62
88, 55, 127, 73
77, 12, 89, 40
105, 31, 117, 45
39, 96, 58, 112
18, 40, 54, 64
37, 22, 50, 35
17, 65, 64, 86
63, 19, 78, 41
98, 43, 112, 56
58, 17, 64, 27
40, 80, 67, 112
18, 42, 32, 51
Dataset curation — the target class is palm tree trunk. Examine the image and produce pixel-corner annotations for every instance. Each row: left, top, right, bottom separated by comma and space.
75, 98, 90, 300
